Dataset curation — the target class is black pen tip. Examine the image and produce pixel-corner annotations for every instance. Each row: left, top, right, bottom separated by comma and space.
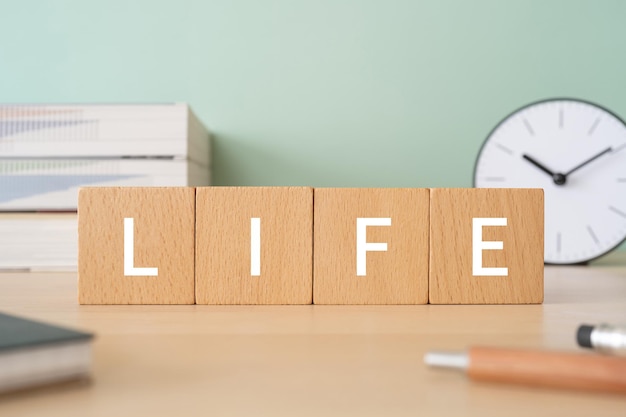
577, 324, 595, 348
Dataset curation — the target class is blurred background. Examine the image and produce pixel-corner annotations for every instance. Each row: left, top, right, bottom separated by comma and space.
2, 0, 624, 187
1, 0, 625, 259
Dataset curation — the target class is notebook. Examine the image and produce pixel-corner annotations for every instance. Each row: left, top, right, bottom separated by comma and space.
0, 312, 93, 393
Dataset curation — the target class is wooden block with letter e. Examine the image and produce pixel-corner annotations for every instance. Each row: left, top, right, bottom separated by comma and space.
313, 188, 429, 304
195, 187, 313, 304
429, 188, 544, 304
78, 187, 196, 304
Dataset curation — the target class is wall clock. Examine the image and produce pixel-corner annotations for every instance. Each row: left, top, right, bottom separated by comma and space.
474, 98, 626, 264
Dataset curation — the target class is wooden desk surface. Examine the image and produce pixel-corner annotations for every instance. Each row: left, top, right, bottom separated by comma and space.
1, 255, 626, 416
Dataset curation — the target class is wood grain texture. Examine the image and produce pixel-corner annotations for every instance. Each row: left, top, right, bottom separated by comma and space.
195, 187, 313, 304
78, 187, 195, 304
2, 254, 626, 416
429, 188, 544, 304
313, 188, 429, 304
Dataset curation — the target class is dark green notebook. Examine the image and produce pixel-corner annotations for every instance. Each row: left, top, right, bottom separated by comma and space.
0, 312, 94, 393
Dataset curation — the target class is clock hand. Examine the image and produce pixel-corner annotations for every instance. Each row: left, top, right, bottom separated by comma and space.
522, 154, 567, 185
522, 154, 556, 176
564, 147, 613, 176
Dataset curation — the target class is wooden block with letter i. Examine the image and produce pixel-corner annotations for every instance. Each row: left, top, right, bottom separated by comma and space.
195, 187, 313, 304
313, 188, 429, 304
78, 187, 196, 304
429, 188, 544, 304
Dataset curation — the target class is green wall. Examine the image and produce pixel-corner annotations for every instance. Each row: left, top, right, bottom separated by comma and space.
1, 0, 624, 188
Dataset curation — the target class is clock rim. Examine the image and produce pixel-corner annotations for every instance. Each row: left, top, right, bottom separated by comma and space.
472, 97, 626, 265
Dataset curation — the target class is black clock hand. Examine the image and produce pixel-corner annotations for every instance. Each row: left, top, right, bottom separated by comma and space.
522, 154, 556, 176
522, 154, 567, 185
564, 147, 613, 176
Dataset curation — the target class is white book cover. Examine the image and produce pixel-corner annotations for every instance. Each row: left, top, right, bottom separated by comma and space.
0, 103, 211, 167
0, 159, 210, 210
0, 213, 77, 271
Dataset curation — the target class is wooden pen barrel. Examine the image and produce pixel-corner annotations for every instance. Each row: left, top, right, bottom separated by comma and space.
468, 346, 626, 394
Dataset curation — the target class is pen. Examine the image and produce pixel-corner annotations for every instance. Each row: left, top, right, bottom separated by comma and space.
577, 323, 626, 355
424, 346, 626, 395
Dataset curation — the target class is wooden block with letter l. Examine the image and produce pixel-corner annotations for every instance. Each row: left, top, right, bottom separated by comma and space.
195, 187, 313, 304
313, 188, 429, 304
429, 188, 544, 304
78, 187, 196, 304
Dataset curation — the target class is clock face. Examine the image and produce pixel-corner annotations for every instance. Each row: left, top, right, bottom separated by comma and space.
474, 99, 626, 264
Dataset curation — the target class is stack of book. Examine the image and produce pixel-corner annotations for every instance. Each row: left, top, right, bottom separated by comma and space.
0, 103, 211, 271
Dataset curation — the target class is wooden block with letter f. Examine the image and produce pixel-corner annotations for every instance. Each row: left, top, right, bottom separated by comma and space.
313, 188, 430, 304
195, 187, 313, 304
429, 188, 544, 304
78, 187, 196, 304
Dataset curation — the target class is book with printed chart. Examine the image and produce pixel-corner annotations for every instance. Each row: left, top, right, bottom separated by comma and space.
0, 158, 210, 210
0, 103, 211, 167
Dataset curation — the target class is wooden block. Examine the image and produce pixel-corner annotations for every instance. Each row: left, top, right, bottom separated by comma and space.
313, 188, 429, 304
78, 187, 196, 304
195, 187, 313, 304
429, 188, 544, 304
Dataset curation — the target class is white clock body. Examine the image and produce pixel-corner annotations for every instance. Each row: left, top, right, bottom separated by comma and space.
474, 99, 626, 264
